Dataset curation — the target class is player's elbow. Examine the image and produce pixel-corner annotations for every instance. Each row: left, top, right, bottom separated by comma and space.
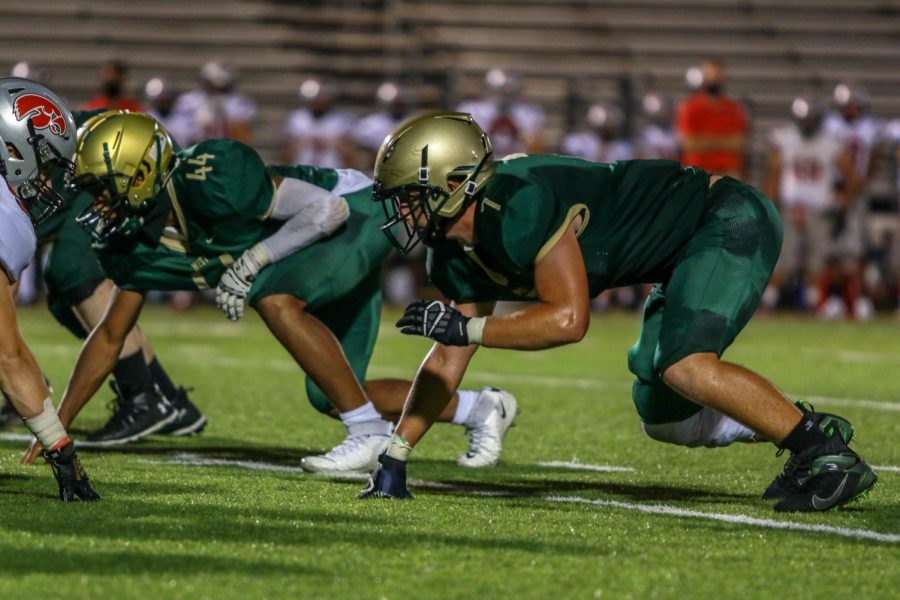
553, 305, 589, 345
318, 196, 350, 235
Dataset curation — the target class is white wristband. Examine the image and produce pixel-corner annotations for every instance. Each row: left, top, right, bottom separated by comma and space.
466, 316, 487, 345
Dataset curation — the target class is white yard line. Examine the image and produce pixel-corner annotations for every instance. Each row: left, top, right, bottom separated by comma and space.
131, 452, 899, 545
545, 496, 900, 544
872, 465, 900, 473
537, 460, 636, 473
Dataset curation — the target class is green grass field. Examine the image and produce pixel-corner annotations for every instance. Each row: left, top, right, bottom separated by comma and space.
1, 305, 898, 599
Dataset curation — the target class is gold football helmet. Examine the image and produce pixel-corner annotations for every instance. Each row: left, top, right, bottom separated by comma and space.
72, 110, 176, 242
372, 111, 494, 253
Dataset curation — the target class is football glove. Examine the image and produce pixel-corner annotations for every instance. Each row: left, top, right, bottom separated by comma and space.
215, 246, 269, 321
44, 442, 100, 502
358, 453, 412, 499
396, 299, 470, 346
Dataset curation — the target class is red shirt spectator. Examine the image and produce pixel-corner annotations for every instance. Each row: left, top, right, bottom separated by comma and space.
676, 59, 747, 178
81, 95, 143, 112
81, 60, 143, 112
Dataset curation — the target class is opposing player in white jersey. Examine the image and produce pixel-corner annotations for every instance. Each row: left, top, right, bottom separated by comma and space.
635, 92, 679, 161
822, 82, 884, 317
283, 78, 355, 169
764, 97, 857, 312
457, 68, 546, 156
175, 61, 257, 146
0, 77, 99, 501
560, 102, 634, 163
353, 81, 414, 175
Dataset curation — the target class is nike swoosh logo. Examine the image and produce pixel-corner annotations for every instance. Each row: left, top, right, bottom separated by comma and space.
498, 400, 506, 419
812, 473, 849, 510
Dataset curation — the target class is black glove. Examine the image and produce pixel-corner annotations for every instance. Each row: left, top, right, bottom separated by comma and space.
396, 299, 470, 346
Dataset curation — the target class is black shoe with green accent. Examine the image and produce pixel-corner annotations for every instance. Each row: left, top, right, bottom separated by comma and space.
44, 442, 101, 502
762, 401, 854, 500
768, 435, 877, 512
86, 381, 177, 446
157, 387, 207, 436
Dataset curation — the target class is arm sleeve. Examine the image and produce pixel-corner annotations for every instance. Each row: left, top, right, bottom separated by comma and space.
255, 177, 350, 263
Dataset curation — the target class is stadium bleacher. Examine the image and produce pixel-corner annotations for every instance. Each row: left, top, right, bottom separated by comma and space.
2, 0, 899, 171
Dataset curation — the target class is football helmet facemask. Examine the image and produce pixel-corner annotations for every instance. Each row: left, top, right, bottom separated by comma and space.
72, 110, 176, 244
372, 111, 495, 254
0, 77, 77, 224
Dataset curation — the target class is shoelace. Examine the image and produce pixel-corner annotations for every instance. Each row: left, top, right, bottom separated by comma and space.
465, 424, 497, 457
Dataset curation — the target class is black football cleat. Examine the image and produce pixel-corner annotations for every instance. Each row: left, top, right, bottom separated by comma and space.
358, 454, 412, 499
86, 381, 177, 446
763, 401, 855, 500
44, 442, 100, 502
157, 387, 207, 436
766, 434, 877, 512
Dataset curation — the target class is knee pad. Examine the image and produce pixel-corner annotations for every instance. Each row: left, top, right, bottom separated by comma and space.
642, 408, 755, 448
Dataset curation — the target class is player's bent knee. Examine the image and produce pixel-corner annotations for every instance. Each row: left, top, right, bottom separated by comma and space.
661, 353, 718, 396
255, 294, 305, 319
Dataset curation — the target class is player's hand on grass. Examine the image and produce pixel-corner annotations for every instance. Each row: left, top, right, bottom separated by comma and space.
21, 436, 42, 465
358, 454, 412, 499
215, 248, 266, 321
396, 299, 471, 346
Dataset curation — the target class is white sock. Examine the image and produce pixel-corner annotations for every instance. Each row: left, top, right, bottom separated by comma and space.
22, 398, 69, 450
452, 390, 480, 425
341, 401, 391, 436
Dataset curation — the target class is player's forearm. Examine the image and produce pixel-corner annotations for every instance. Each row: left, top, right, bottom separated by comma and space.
56, 328, 124, 427
395, 343, 477, 446
0, 337, 51, 418
479, 302, 589, 350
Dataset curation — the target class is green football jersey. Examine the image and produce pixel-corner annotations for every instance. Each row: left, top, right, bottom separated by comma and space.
428, 155, 711, 303
97, 140, 369, 292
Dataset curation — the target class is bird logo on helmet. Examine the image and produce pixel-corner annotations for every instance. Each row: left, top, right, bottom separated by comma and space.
0, 76, 77, 224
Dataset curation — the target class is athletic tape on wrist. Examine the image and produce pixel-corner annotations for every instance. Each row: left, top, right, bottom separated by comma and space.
466, 317, 487, 345
22, 397, 68, 450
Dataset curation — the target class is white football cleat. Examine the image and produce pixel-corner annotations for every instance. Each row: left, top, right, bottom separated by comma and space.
301, 429, 390, 474
458, 387, 519, 468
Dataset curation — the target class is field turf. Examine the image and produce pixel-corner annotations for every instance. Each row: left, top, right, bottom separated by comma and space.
1, 305, 898, 598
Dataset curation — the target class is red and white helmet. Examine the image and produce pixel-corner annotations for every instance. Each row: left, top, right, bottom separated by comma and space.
0, 76, 76, 223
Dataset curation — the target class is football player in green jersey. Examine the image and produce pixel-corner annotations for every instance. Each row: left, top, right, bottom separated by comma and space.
16, 109, 207, 446
359, 112, 876, 512
23, 110, 517, 472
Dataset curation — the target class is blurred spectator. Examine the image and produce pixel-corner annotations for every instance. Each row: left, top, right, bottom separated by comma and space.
81, 60, 143, 112
143, 77, 193, 147
677, 59, 747, 178
560, 102, 633, 162
283, 77, 354, 168
10, 61, 50, 84
636, 92, 679, 161
353, 81, 415, 174
457, 68, 545, 156
175, 60, 257, 145
823, 82, 884, 317
763, 97, 857, 314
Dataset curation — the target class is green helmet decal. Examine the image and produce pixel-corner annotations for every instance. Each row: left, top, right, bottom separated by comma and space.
71, 110, 176, 245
